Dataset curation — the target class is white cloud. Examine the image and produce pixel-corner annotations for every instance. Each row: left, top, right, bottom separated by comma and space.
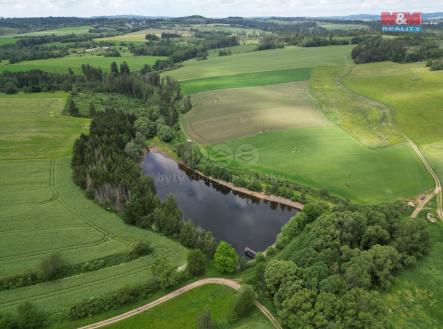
0, 0, 441, 18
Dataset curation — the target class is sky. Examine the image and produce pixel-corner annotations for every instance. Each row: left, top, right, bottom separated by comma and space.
0, 0, 442, 18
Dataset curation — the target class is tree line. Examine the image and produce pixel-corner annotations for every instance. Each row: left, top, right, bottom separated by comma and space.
352, 35, 443, 64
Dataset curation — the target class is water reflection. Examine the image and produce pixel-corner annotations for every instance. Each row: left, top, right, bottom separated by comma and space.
142, 151, 296, 253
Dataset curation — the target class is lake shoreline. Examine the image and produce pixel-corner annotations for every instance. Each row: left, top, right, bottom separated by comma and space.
148, 146, 304, 211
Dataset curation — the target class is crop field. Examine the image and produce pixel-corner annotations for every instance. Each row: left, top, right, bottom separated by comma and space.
342, 62, 443, 145
309, 65, 403, 147
109, 284, 273, 329
168, 45, 353, 80
0, 36, 16, 46
184, 81, 331, 144
97, 28, 192, 43
384, 222, 443, 329
0, 53, 165, 74
0, 93, 186, 315
180, 67, 311, 94
316, 22, 370, 30
19, 25, 92, 36
218, 126, 432, 203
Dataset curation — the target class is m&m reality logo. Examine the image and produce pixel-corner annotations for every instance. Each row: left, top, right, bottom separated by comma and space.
381, 12, 423, 32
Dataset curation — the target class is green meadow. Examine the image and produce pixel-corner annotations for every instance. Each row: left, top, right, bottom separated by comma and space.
18, 26, 92, 36
180, 67, 311, 94
184, 81, 330, 144
0, 53, 164, 74
384, 222, 443, 329
309, 65, 403, 147
218, 126, 432, 203
108, 284, 273, 329
0, 93, 186, 315
168, 45, 353, 80
316, 22, 370, 30
0, 36, 16, 46
342, 62, 443, 145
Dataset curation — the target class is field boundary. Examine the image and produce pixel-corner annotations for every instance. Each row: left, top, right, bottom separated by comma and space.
78, 278, 282, 329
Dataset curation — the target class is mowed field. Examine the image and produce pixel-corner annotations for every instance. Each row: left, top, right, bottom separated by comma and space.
220, 126, 432, 203
0, 53, 164, 74
180, 67, 311, 94
97, 28, 192, 43
184, 81, 331, 144
168, 45, 353, 80
109, 284, 273, 329
0, 93, 186, 315
19, 25, 92, 36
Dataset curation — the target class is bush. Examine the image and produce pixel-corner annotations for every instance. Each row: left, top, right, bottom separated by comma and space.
0, 303, 46, 329
39, 254, 65, 281
151, 259, 179, 289
214, 241, 238, 274
17, 302, 46, 329
187, 249, 207, 276
68, 279, 159, 320
231, 286, 255, 321
130, 241, 152, 258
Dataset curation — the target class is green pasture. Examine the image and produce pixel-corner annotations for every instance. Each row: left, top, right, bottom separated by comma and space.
184, 81, 330, 144
215, 126, 432, 203
109, 284, 273, 329
316, 22, 370, 30
18, 26, 92, 36
168, 45, 353, 80
0, 93, 186, 314
0, 36, 16, 46
97, 28, 191, 44
423, 142, 443, 183
0, 53, 164, 74
180, 67, 311, 94
384, 222, 443, 329
309, 65, 403, 147
342, 61, 443, 145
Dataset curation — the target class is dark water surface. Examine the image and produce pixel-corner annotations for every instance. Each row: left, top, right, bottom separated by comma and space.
142, 152, 296, 253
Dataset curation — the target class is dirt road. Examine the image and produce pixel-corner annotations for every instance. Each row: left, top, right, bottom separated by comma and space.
78, 278, 282, 329
407, 138, 443, 220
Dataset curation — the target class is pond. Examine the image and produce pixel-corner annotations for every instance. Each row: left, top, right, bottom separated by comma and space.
142, 151, 296, 254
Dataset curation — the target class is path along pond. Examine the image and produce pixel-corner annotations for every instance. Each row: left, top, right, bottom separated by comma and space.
142, 151, 297, 254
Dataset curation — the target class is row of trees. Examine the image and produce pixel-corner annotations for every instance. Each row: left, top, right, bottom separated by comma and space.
250, 202, 430, 328
352, 35, 443, 64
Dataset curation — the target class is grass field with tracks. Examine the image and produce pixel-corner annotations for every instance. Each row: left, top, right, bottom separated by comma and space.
0, 93, 186, 315
168, 45, 353, 80
184, 81, 331, 144
342, 62, 443, 145
215, 126, 432, 203
109, 284, 273, 329
0, 53, 164, 74
309, 65, 403, 147
180, 67, 311, 94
